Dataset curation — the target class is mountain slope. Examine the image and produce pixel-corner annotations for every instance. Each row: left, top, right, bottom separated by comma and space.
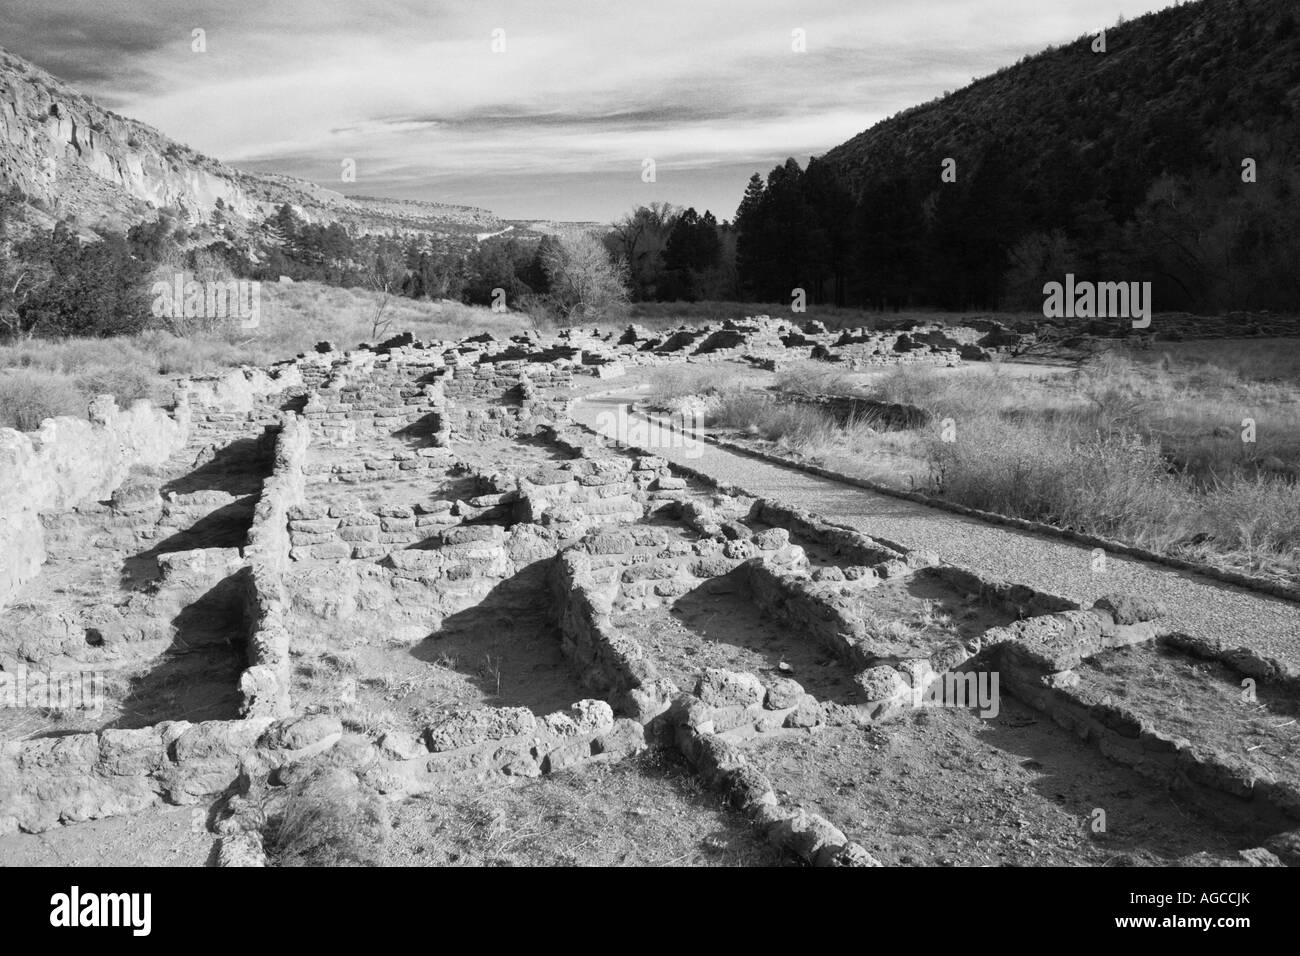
0, 47, 500, 235
812, 0, 1300, 310
824, 0, 1300, 207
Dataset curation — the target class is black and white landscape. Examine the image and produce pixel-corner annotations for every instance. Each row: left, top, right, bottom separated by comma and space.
0, 0, 1297, 892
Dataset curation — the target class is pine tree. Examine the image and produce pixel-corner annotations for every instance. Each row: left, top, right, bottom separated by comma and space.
733, 174, 766, 298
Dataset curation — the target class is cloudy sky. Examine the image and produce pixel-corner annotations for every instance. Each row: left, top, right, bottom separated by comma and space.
3, 0, 1176, 222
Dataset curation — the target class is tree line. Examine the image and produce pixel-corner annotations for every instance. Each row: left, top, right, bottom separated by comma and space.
0, 196, 631, 338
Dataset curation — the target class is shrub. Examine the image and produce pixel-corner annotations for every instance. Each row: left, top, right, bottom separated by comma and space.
0, 369, 83, 430
868, 356, 1300, 580
263, 767, 389, 868
710, 392, 841, 448
1192, 475, 1300, 572
74, 363, 157, 404
646, 365, 738, 406
923, 416, 1187, 543
774, 361, 858, 397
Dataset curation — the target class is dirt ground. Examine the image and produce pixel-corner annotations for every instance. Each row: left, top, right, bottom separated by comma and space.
610, 561, 1019, 708
0, 753, 785, 868
0, 802, 218, 867
742, 697, 1262, 866
1077, 644, 1300, 792
615, 580, 862, 704
824, 567, 1021, 658
380, 750, 788, 867
292, 593, 591, 738
285, 495, 591, 731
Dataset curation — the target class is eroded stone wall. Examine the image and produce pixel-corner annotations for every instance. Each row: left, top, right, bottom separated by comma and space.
0, 397, 189, 610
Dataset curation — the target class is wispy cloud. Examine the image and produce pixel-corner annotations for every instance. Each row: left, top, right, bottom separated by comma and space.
3, 0, 1178, 220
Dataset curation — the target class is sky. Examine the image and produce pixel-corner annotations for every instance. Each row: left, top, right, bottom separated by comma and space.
1, 0, 1179, 223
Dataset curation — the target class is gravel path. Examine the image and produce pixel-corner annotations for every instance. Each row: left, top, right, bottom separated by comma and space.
573, 385, 1300, 674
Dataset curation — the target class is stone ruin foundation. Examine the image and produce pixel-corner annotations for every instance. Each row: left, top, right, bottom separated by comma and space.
2, 322, 1298, 867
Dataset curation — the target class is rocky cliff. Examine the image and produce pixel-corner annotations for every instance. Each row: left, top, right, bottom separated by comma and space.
0, 46, 500, 235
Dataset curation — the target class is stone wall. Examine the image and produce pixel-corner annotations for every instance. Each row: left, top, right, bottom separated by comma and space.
239, 414, 311, 719
303, 447, 449, 481
436, 362, 572, 444
739, 557, 1090, 721
668, 670, 880, 866
284, 522, 558, 635
0, 713, 351, 835
0, 363, 305, 612
245, 414, 310, 573
551, 530, 809, 723
752, 501, 911, 568
184, 365, 304, 414
294, 355, 573, 450
781, 393, 932, 430
369, 699, 646, 791
929, 564, 1078, 618
989, 598, 1300, 825
0, 395, 190, 610
301, 374, 435, 443
514, 447, 656, 538
287, 500, 460, 560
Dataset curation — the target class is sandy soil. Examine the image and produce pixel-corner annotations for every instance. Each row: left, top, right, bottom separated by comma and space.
743, 698, 1260, 866
380, 750, 787, 867
0, 802, 219, 867
1078, 644, 1300, 792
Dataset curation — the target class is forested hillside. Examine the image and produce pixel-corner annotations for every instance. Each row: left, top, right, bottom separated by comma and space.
735, 0, 1300, 313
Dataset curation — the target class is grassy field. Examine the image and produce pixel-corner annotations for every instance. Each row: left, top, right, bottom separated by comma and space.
646, 343, 1300, 585
0, 281, 530, 430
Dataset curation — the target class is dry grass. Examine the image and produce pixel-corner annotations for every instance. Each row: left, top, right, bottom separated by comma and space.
0, 281, 529, 430
873, 349, 1300, 581
646, 364, 741, 406
263, 765, 389, 867
774, 361, 860, 397
711, 393, 842, 447
0, 348, 163, 419
254, 281, 531, 357
646, 367, 899, 477
644, 342, 1300, 582
0, 369, 85, 430
646, 359, 887, 463
874, 350, 1300, 482
1130, 338, 1300, 386
380, 750, 787, 867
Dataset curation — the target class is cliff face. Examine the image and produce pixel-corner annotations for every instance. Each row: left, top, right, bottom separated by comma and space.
0, 49, 264, 227
0, 47, 500, 234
